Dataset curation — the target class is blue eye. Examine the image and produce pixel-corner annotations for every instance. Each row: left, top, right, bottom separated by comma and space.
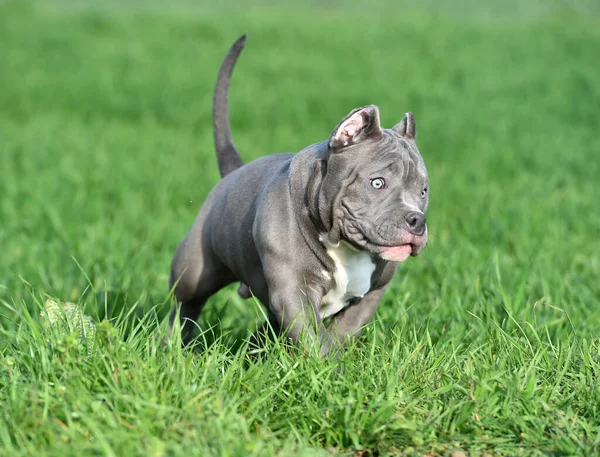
370, 178, 385, 189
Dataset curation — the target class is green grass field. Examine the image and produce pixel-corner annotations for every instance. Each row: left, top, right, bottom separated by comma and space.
1, 1, 600, 456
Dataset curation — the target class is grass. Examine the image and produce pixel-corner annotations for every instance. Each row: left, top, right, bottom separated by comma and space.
1, 1, 600, 455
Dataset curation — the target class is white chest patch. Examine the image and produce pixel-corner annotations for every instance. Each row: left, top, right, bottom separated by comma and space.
319, 237, 376, 319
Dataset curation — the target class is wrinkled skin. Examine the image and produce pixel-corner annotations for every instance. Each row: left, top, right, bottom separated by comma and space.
318, 114, 429, 261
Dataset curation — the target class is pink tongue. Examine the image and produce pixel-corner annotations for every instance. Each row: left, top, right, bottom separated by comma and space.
380, 244, 412, 262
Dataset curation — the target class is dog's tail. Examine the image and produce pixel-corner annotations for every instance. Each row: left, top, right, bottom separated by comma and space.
213, 35, 246, 178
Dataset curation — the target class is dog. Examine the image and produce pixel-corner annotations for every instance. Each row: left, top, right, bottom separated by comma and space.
168, 35, 429, 356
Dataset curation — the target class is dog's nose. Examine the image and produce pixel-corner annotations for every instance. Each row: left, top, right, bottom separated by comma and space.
405, 211, 426, 235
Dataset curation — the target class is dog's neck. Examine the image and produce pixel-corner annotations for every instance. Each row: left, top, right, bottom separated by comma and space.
289, 142, 338, 268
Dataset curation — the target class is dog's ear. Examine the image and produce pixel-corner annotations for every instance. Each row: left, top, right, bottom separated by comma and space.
392, 112, 416, 140
329, 105, 383, 151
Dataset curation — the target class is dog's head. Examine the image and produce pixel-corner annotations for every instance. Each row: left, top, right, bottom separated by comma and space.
318, 105, 428, 262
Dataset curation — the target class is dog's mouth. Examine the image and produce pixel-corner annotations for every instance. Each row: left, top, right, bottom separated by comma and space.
378, 243, 414, 262
338, 204, 427, 262
343, 226, 427, 262
373, 231, 427, 262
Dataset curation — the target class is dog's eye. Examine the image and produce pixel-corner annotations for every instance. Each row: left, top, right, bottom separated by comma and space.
421, 187, 428, 198
370, 178, 385, 189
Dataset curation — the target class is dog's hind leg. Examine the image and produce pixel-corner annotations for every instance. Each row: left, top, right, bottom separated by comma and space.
168, 237, 235, 345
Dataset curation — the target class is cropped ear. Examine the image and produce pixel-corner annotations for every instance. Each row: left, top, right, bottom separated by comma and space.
328, 105, 383, 151
393, 112, 416, 140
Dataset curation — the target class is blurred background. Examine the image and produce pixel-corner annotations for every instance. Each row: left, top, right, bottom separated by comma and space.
1, 0, 599, 337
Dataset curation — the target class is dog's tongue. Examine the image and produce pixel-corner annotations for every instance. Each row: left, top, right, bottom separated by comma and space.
380, 244, 412, 262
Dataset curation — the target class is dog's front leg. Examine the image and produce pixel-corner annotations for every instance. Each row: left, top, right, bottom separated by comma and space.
267, 283, 339, 357
329, 286, 388, 345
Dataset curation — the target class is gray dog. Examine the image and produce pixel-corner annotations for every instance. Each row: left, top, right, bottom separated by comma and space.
168, 35, 429, 356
